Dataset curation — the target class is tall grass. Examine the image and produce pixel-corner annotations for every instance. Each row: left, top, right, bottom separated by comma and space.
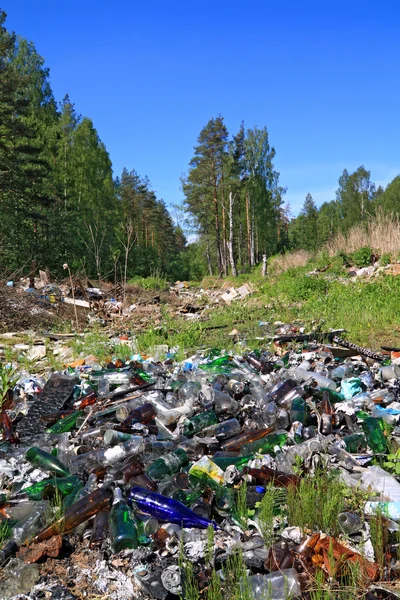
269, 250, 312, 274
328, 210, 400, 258
287, 471, 345, 535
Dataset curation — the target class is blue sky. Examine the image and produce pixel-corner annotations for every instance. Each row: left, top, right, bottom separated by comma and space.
6, 1, 400, 216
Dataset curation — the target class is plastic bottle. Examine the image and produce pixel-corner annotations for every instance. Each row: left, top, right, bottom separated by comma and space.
295, 368, 336, 390
380, 364, 400, 381
109, 487, 138, 552
0, 558, 40, 598
128, 487, 217, 529
246, 568, 301, 600
25, 447, 70, 477
10, 501, 50, 545
98, 376, 110, 398
364, 501, 400, 520
338, 512, 363, 534
56, 432, 71, 468
69, 436, 143, 473
147, 448, 189, 481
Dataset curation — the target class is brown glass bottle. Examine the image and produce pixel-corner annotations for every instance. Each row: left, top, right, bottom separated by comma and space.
122, 456, 146, 483
121, 403, 156, 427
128, 473, 158, 492
33, 487, 111, 543
1, 410, 18, 443
320, 391, 334, 435
245, 466, 299, 488
89, 509, 110, 547
293, 533, 320, 558
221, 427, 273, 452
77, 390, 99, 410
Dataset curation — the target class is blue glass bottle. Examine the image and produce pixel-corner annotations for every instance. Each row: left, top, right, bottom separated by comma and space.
128, 487, 217, 529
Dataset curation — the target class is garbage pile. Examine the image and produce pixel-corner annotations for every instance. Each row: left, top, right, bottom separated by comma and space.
1, 333, 400, 599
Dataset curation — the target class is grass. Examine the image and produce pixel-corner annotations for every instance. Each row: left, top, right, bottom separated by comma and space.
369, 509, 389, 574
0, 520, 10, 545
287, 470, 345, 536
0, 363, 18, 409
256, 484, 286, 547
233, 481, 248, 529
128, 274, 169, 291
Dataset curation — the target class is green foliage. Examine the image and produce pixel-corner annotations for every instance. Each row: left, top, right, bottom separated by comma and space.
0, 364, 18, 409
223, 550, 251, 600
276, 271, 330, 301
0, 520, 10, 545
351, 246, 372, 268
383, 449, 400, 475
380, 252, 392, 266
369, 508, 388, 573
128, 275, 169, 291
205, 525, 214, 566
256, 484, 282, 547
233, 481, 248, 529
287, 471, 345, 535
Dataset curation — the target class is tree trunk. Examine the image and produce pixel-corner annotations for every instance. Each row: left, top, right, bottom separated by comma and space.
206, 236, 213, 276
221, 197, 228, 276
212, 161, 223, 277
245, 190, 252, 268
250, 196, 255, 267
228, 192, 237, 277
261, 254, 267, 276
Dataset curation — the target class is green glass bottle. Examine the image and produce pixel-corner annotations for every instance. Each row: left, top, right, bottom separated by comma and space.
356, 410, 370, 421
188, 466, 234, 511
290, 397, 306, 424
46, 410, 84, 434
109, 488, 138, 552
362, 417, 388, 454
182, 411, 218, 437
212, 454, 252, 471
173, 488, 203, 506
240, 432, 288, 457
199, 356, 233, 375
146, 449, 189, 481
25, 447, 70, 477
15, 475, 81, 501
319, 388, 345, 404
134, 515, 159, 545
342, 433, 367, 453
62, 480, 83, 509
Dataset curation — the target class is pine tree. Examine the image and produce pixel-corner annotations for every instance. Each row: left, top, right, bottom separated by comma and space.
182, 116, 229, 276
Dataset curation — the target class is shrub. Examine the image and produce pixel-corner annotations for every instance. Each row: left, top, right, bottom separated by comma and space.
351, 246, 372, 268
380, 252, 392, 267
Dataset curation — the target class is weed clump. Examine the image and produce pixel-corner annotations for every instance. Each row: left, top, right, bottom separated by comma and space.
287, 470, 345, 535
